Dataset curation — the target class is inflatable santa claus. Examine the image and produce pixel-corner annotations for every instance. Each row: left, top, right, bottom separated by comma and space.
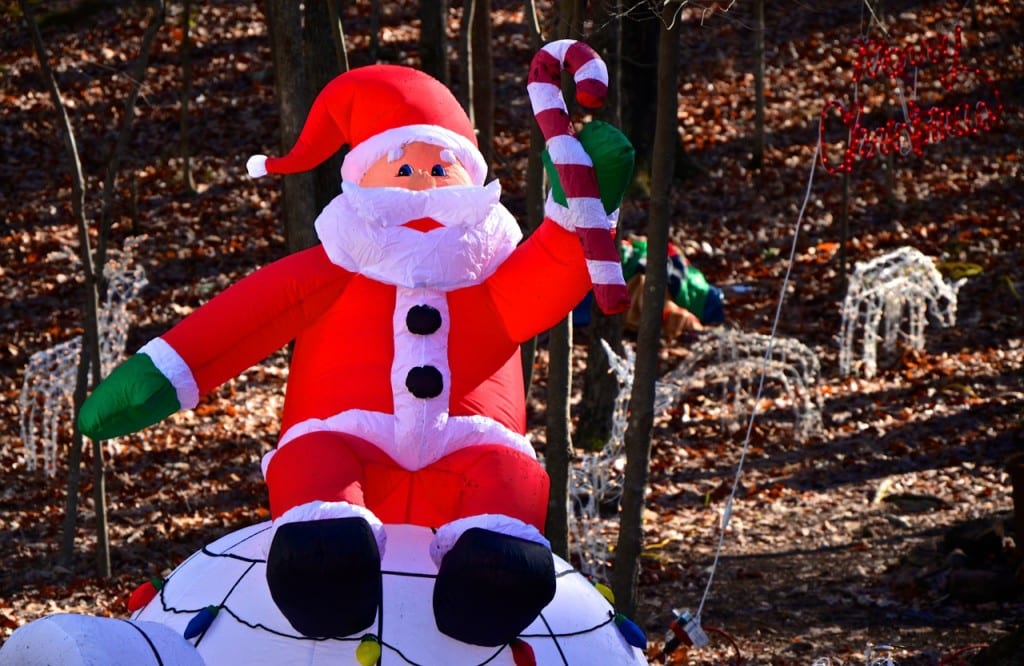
74, 43, 635, 653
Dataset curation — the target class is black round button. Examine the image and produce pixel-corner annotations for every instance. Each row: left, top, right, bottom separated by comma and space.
406, 305, 443, 335
405, 366, 444, 399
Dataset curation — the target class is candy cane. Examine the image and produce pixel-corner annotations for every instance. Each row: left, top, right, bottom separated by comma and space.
528, 40, 630, 315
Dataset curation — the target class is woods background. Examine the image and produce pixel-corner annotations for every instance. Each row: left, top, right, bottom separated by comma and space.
1, 1, 1022, 663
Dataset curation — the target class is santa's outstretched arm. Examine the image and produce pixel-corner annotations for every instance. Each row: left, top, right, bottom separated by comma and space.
486, 120, 634, 342
78, 244, 351, 440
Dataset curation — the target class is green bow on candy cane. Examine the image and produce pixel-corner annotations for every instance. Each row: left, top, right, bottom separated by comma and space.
529, 39, 635, 315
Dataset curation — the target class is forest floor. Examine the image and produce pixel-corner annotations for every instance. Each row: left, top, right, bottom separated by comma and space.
1, 1, 1023, 664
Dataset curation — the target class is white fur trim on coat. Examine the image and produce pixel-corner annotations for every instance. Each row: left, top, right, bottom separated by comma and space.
272, 500, 387, 557
264, 410, 535, 476
543, 192, 618, 232
429, 514, 550, 568
139, 338, 199, 410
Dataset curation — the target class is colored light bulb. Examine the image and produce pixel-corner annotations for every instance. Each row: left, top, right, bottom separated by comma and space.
355, 633, 381, 666
510, 638, 536, 666
184, 605, 219, 640
127, 577, 164, 612
614, 613, 647, 649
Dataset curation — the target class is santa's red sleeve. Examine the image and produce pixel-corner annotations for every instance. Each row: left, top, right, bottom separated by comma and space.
158, 244, 352, 399
483, 218, 593, 342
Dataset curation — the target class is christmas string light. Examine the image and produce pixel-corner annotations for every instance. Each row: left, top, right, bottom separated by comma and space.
184, 605, 220, 640
355, 634, 381, 665
129, 523, 643, 664
613, 613, 646, 649
838, 247, 964, 379
127, 576, 165, 612
19, 237, 148, 475
509, 638, 536, 666
586, 575, 616, 605
820, 25, 1002, 174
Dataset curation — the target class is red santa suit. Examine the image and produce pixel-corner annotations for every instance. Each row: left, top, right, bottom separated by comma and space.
142, 197, 590, 533
134, 64, 601, 549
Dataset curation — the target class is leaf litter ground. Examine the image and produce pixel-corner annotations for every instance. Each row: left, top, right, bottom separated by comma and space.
1, 1, 1022, 664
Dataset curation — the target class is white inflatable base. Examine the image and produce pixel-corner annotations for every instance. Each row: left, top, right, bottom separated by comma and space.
2, 523, 647, 665
0, 613, 204, 666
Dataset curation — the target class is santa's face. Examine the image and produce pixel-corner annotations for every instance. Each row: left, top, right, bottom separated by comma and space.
314, 141, 522, 290
360, 141, 473, 190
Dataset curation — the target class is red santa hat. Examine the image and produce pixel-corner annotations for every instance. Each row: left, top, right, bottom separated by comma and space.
247, 64, 488, 186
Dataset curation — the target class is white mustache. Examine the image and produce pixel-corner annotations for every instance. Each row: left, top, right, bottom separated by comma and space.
341, 180, 503, 228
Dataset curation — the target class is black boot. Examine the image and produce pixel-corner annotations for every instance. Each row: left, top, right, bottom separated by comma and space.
433, 528, 555, 646
266, 517, 381, 638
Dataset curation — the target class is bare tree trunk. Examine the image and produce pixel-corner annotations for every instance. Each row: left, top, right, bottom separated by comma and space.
304, 0, 346, 214
457, 1, 471, 112
369, 0, 380, 63
419, 0, 449, 85
544, 317, 572, 558
20, 0, 102, 574
542, 0, 584, 563
534, 0, 581, 555
612, 2, 679, 619
839, 170, 850, 286
328, 0, 349, 72
23, 0, 165, 577
520, 0, 545, 395
468, 0, 494, 172
577, 0, 625, 453
576, 309, 624, 452
265, 0, 318, 252
619, 8, 659, 180
99, 0, 166, 271
750, 0, 766, 169
179, 0, 196, 192
95, 0, 167, 579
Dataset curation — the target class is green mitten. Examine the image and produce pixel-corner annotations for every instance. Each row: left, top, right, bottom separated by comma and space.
542, 120, 635, 214
78, 353, 181, 440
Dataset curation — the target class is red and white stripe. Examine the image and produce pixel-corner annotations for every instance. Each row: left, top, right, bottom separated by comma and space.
528, 40, 630, 315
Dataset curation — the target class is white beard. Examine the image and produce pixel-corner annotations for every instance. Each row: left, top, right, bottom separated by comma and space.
314, 180, 523, 290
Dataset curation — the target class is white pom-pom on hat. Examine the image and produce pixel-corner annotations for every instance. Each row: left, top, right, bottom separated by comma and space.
246, 154, 269, 179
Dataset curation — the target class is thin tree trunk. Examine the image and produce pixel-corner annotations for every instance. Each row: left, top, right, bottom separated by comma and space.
419, 0, 449, 86
544, 317, 572, 558
619, 8, 659, 180
577, 309, 624, 452
99, 0, 166, 273
457, 0, 472, 112
542, 0, 584, 564
468, 0, 494, 172
20, 0, 101, 572
265, 0, 318, 252
180, 0, 196, 192
607, 0, 624, 126
304, 0, 346, 214
750, 0, 766, 169
369, 0, 380, 62
520, 0, 545, 395
612, 2, 679, 619
26, 0, 165, 577
92, 0, 166, 578
327, 0, 349, 72
839, 170, 850, 286
577, 0, 625, 453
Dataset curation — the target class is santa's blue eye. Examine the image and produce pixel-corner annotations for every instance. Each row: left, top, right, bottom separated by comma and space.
431, 164, 447, 177
396, 164, 413, 176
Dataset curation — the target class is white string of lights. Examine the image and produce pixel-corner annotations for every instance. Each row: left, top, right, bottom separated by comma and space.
694, 137, 822, 622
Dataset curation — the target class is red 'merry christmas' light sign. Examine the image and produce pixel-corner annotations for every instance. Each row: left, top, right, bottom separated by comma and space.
819, 26, 1003, 174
